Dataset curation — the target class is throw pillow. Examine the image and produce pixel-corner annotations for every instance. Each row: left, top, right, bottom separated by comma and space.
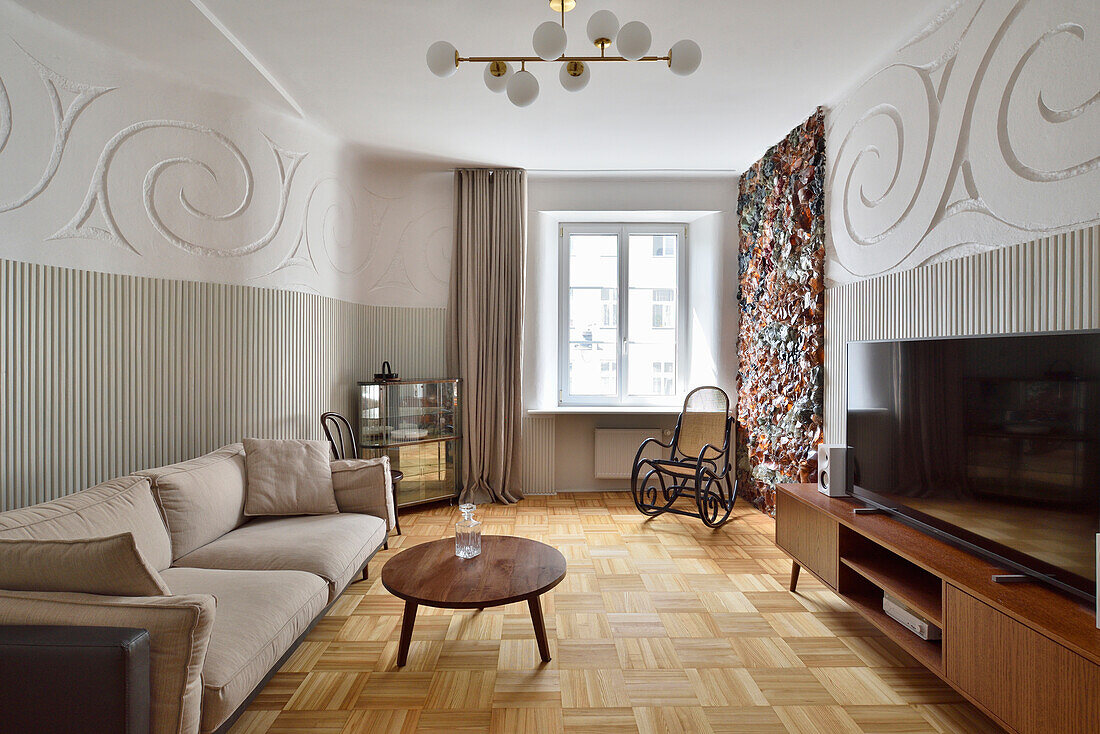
0, 532, 171, 596
243, 437, 339, 516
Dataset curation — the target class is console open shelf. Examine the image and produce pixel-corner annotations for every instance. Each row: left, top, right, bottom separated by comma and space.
841, 585, 944, 675
839, 535, 943, 626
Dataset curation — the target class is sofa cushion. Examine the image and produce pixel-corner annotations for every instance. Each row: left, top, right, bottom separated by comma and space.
0, 476, 172, 572
136, 444, 247, 561
159, 567, 327, 734
0, 532, 171, 596
243, 438, 338, 517
173, 513, 386, 600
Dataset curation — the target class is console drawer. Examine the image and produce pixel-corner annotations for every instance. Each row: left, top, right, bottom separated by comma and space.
944, 584, 1100, 734
775, 490, 838, 589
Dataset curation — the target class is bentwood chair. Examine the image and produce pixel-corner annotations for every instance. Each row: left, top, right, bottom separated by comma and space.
321, 411, 402, 536
630, 386, 738, 527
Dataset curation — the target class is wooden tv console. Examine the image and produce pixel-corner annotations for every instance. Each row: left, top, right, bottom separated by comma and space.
775, 483, 1100, 734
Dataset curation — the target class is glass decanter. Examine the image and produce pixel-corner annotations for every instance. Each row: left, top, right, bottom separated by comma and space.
455, 503, 482, 558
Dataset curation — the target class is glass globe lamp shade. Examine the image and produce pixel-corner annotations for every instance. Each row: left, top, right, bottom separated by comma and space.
549, 0, 576, 11
668, 39, 702, 76
483, 61, 512, 93
616, 21, 651, 61
533, 21, 568, 61
559, 60, 590, 92
586, 10, 619, 48
426, 41, 459, 78
506, 69, 540, 107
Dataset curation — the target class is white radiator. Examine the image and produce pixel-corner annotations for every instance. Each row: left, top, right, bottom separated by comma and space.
594, 428, 667, 479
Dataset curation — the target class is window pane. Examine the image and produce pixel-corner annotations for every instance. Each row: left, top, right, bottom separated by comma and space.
569, 234, 618, 287
627, 342, 676, 397
568, 341, 618, 396
627, 235, 677, 344
626, 233, 678, 398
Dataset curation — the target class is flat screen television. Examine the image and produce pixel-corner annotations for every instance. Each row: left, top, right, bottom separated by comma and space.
846, 331, 1100, 605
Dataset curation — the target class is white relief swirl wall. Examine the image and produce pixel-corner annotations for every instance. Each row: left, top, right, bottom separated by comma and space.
825, 0, 1099, 285
0, 5, 454, 307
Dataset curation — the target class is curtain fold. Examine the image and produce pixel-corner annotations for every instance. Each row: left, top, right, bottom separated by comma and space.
447, 169, 527, 504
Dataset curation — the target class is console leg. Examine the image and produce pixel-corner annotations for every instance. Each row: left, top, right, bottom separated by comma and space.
789, 562, 801, 592
396, 600, 418, 667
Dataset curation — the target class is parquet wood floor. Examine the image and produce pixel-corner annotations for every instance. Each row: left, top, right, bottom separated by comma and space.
230, 493, 1002, 734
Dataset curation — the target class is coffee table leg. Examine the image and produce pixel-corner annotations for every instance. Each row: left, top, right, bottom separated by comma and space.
397, 600, 418, 667
527, 595, 551, 662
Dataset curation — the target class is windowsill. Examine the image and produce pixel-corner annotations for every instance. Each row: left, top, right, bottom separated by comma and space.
527, 406, 682, 415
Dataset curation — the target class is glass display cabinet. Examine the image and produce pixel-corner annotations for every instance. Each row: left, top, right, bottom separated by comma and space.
358, 379, 460, 508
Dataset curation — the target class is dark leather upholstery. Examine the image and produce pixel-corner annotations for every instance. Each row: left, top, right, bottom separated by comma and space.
0, 625, 151, 734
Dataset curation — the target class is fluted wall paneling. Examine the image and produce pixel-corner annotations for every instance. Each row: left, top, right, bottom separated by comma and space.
0, 258, 445, 510
824, 225, 1100, 443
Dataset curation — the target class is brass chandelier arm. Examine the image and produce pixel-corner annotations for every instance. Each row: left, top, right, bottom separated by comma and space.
458, 55, 670, 63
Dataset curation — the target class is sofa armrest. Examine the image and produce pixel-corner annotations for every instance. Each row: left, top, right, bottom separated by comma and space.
331, 455, 396, 530
0, 590, 215, 734
0, 624, 151, 734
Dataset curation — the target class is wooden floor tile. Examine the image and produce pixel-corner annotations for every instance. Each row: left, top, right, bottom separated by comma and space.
492, 668, 561, 708
423, 670, 496, 710
413, 709, 493, 733
633, 705, 715, 734
614, 637, 681, 670
560, 669, 631, 708
562, 707, 639, 734
285, 672, 368, 711
686, 668, 768, 707
555, 640, 620, 669
811, 667, 907, 705
341, 708, 419, 734
702, 706, 788, 734
490, 706, 564, 733
843, 704, 938, 733
622, 670, 700, 706
749, 668, 839, 706
774, 705, 863, 734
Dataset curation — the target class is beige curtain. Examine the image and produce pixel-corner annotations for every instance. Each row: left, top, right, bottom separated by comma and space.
447, 169, 527, 504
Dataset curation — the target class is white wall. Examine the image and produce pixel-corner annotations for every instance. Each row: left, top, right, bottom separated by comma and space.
522, 173, 739, 490
0, 3, 453, 307
825, 0, 1099, 286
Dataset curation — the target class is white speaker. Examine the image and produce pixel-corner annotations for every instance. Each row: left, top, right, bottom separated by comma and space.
818, 444, 853, 497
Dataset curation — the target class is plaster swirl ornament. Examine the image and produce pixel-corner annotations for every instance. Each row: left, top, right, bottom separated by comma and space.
50, 121, 305, 257
826, 0, 1099, 284
0, 43, 114, 213
427, 0, 698, 106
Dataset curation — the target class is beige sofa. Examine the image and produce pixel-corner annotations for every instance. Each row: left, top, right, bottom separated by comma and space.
0, 442, 394, 734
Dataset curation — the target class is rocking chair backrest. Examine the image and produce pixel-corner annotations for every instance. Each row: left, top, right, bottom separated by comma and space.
675, 386, 730, 462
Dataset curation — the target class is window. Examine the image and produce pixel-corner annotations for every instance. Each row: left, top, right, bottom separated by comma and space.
560, 223, 686, 405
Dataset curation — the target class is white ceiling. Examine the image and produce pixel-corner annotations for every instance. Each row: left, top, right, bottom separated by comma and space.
12, 0, 945, 171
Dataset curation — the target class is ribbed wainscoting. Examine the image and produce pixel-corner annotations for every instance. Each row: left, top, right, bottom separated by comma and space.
824, 225, 1100, 443
521, 415, 556, 495
0, 258, 445, 510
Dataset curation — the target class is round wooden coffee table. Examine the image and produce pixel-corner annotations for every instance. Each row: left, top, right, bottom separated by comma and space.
381, 535, 567, 666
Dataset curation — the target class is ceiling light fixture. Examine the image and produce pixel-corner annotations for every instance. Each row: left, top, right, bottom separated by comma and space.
427, 0, 701, 107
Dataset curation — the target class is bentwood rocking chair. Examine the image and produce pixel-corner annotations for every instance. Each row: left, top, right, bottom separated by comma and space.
630, 386, 738, 528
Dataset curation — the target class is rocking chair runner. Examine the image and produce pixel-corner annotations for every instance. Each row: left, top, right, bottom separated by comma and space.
630, 386, 738, 527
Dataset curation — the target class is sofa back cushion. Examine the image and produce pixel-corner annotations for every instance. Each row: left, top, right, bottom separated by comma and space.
0, 476, 172, 572
136, 444, 247, 560
243, 438, 338, 517
0, 532, 171, 596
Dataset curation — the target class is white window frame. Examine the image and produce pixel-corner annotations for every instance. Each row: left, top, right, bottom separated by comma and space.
558, 222, 688, 407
